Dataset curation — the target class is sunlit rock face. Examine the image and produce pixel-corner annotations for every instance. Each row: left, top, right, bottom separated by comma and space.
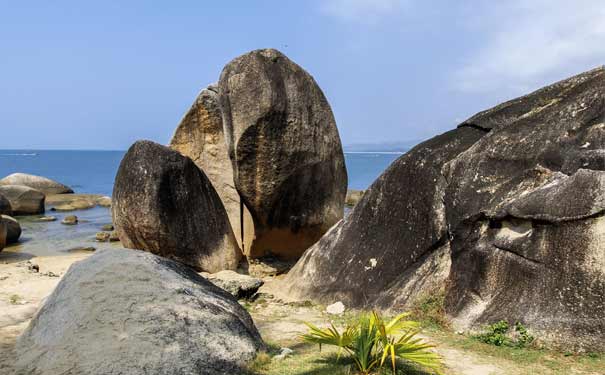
285, 67, 605, 351
218, 48, 347, 260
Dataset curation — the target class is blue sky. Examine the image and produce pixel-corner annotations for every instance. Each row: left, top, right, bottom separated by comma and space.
1, 1, 604, 150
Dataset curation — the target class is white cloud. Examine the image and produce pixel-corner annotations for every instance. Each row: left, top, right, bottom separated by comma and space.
454, 0, 605, 93
319, 0, 406, 22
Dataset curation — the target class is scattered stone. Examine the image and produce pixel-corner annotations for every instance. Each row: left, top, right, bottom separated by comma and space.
34, 216, 57, 222
108, 231, 120, 242
247, 256, 294, 278
326, 301, 345, 315
41, 271, 59, 278
16, 248, 264, 375
1, 215, 21, 243
112, 140, 242, 272
101, 224, 114, 231
66, 246, 96, 253
46, 194, 111, 211
203, 270, 264, 299
28, 262, 39, 273
0, 185, 45, 215
61, 215, 78, 225
273, 348, 294, 361
219, 48, 347, 259
95, 232, 110, 242
0, 173, 73, 194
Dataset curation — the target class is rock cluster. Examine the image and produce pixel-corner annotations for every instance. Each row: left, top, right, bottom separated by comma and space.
16, 248, 263, 375
285, 67, 605, 351
115, 48, 347, 270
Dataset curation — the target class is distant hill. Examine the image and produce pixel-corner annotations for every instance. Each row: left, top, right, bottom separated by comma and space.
343, 140, 421, 153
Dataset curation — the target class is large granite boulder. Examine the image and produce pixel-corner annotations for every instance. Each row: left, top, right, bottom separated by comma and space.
0, 194, 11, 215
169, 85, 254, 254
15, 248, 263, 375
219, 48, 348, 259
284, 126, 485, 308
0, 173, 73, 194
112, 140, 242, 272
285, 67, 605, 350
1, 215, 21, 244
0, 185, 45, 215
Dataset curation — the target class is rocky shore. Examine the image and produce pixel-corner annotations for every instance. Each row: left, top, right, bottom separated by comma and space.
1, 50, 604, 374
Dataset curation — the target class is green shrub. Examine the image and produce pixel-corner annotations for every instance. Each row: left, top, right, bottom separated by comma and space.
475, 320, 534, 348
301, 312, 443, 374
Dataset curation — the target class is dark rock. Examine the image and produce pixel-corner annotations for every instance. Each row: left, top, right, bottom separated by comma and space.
219, 48, 347, 259
286, 67, 605, 351
15, 248, 263, 375
101, 224, 114, 231
2, 215, 21, 244
170, 85, 254, 254
112, 140, 242, 272
0, 185, 45, 215
0, 218, 6, 251
61, 215, 78, 225
0, 173, 73, 194
284, 126, 485, 309
203, 270, 264, 299
66, 246, 96, 253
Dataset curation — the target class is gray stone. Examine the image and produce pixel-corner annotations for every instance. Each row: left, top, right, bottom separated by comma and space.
15, 248, 263, 375
170, 85, 254, 255
61, 215, 78, 225
219, 48, 347, 259
95, 232, 110, 242
203, 270, 264, 299
1, 215, 21, 244
101, 224, 114, 231
0, 185, 45, 216
112, 140, 242, 272
0, 173, 73, 194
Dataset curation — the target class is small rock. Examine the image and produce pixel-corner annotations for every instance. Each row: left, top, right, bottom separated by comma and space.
42, 271, 59, 278
66, 246, 96, 253
28, 262, 39, 273
35, 216, 57, 222
274, 347, 294, 361
326, 301, 345, 315
109, 231, 120, 242
61, 215, 78, 225
247, 256, 294, 278
95, 232, 111, 242
101, 224, 114, 231
203, 270, 264, 299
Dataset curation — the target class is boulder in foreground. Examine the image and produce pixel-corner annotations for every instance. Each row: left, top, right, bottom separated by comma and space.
0, 185, 45, 215
16, 248, 263, 375
219, 48, 347, 259
112, 140, 242, 272
0, 173, 73, 194
0, 194, 11, 215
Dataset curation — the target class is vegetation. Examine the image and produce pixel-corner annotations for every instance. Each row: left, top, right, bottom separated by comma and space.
409, 291, 449, 329
474, 320, 534, 348
301, 312, 442, 374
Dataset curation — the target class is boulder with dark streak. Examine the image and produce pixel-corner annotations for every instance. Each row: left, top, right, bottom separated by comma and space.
219, 49, 347, 260
112, 141, 242, 273
285, 67, 605, 351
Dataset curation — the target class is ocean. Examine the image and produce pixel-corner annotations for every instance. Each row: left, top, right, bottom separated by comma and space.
0, 150, 404, 260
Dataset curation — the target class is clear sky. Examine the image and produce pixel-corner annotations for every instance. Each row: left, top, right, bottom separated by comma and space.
1, 1, 604, 150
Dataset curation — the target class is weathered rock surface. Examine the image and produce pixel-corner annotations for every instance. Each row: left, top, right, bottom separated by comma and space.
285, 67, 605, 350
284, 126, 484, 308
61, 215, 78, 225
0, 217, 6, 251
170, 85, 254, 253
203, 270, 264, 299
112, 140, 242, 272
46, 194, 111, 211
0, 185, 45, 215
0, 194, 11, 215
2, 215, 21, 244
219, 48, 347, 259
0, 173, 73, 194
15, 248, 263, 375
345, 190, 365, 207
